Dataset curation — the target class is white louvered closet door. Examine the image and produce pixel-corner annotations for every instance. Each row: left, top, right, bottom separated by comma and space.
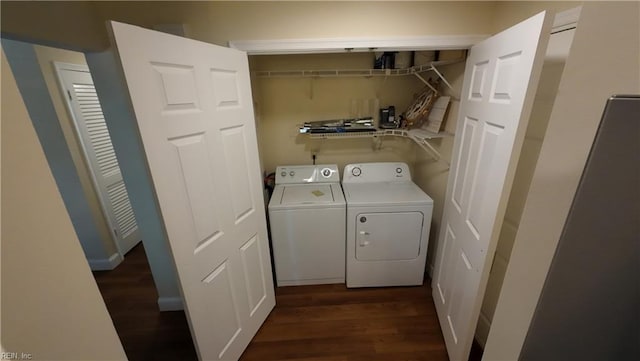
55, 62, 140, 256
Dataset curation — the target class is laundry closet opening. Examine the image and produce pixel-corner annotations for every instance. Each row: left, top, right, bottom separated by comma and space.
247, 47, 465, 278
241, 13, 575, 352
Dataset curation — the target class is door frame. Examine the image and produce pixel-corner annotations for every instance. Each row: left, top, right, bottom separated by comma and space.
231, 6, 581, 357
229, 35, 489, 55
53, 61, 126, 257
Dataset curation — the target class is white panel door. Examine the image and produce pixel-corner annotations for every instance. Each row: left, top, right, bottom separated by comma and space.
432, 12, 552, 361
108, 22, 275, 360
55, 63, 140, 255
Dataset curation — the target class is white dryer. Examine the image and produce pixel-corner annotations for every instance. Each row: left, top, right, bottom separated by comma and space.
268, 164, 345, 286
342, 162, 433, 287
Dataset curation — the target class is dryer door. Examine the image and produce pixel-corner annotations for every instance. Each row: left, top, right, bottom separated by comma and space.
355, 212, 423, 261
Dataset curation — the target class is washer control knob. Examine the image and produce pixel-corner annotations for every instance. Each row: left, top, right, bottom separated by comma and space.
352, 167, 362, 177
280, 171, 287, 177
289, 171, 295, 177
360, 216, 367, 223
321, 168, 331, 177
396, 167, 403, 174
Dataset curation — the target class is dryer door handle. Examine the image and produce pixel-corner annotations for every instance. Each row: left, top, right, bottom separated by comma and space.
359, 231, 370, 247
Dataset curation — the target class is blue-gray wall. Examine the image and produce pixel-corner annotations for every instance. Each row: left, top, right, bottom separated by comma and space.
2, 38, 109, 261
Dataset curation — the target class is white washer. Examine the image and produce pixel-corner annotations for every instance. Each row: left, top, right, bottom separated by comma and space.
268, 164, 345, 286
342, 162, 433, 287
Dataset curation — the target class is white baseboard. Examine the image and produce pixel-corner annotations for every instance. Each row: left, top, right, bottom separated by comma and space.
158, 296, 184, 311
88, 252, 123, 271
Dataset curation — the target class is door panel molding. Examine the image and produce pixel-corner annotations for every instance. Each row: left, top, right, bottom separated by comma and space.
108, 21, 275, 360
432, 11, 552, 361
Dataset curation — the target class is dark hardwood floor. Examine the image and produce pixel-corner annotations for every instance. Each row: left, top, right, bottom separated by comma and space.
240, 283, 449, 361
93, 243, 197, 361
94, 243, 483, 361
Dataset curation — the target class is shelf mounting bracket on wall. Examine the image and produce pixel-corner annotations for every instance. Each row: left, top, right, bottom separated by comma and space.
406, 129, 451, 168
410, 64, 459, 100
430, 65, 454, 92
380, 130, 451, 168
413, 72, 439, 93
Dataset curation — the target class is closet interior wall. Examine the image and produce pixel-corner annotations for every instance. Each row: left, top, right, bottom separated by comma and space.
249, 50, 468, 287
250, 52, 429, 174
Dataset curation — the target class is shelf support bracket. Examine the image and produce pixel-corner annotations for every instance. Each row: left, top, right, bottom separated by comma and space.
430, 65, 454, 93
408, 135, 450, 169
413, 72, 438, 93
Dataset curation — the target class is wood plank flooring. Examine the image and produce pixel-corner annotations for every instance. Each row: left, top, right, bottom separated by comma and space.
93, 243, 197, 361
94, 243, 483, 361
240, 284, 449, 361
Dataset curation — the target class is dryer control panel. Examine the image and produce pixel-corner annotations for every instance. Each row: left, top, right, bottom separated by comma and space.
275, 164, 340, 184
343, 162, 411, 183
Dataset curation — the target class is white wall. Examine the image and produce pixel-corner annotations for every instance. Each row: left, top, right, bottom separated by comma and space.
484, 2, 640, 359
1, 46, 127, 361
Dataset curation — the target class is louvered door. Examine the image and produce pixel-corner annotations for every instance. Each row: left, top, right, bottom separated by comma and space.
55, 62, 140, 256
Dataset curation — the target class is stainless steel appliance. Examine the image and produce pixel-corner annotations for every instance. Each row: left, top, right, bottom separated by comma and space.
520, 95, 640, 360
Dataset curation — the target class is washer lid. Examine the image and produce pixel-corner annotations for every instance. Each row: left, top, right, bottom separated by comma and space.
280, 184, 336, 205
